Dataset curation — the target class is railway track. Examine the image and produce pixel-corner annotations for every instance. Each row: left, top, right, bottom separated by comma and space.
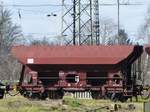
72, 92, 92, 99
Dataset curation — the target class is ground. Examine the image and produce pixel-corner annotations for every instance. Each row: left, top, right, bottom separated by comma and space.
0, 95, 147, 112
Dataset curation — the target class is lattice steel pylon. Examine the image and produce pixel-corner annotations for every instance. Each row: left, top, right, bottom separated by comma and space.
93, 0, 100, 45
61, 0, 93, 45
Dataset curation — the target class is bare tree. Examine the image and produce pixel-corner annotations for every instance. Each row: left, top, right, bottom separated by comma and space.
28, 36, 61, 45
118, 29, 131, 45
99, 19, 130, 45
0, 5, 22, 82
138, 5, 150, 43
0, 6, 22, 51
29, 37, 50, 45
99, 17, 118, 45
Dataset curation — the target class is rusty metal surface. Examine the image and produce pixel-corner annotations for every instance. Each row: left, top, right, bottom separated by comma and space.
145, 46, 150, 55
11, 45, 139, 65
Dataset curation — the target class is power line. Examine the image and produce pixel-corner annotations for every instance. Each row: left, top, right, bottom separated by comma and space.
4, 4, 62, 7
23, 32, 60, 35
3, 3, 144, 8
16, 8, 61, 14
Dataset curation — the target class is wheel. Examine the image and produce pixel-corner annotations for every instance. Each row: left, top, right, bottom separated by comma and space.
91, 91, 102, 99
141, 89, 150, 100
110, 93, 118, 102
109, 93, 128, 102
40, 92, 48, 100
49, 91, 64, 99
28, 93, 39, 100
0, 91, 4, 99
23, 91, 40, 100
56, 92, 64, 99
118, 95, 128, 102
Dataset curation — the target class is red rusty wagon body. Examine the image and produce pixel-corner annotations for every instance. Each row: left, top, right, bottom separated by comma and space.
11, 45, 143, 101
145, 46, 150, 56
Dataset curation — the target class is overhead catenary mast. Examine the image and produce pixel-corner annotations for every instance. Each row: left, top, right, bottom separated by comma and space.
93, 0, 100, 45
61, 0, 93, 45
117, 0, 120, 38
61, 0, 142, 46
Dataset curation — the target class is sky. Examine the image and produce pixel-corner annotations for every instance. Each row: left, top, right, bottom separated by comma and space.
2, 0, 150, 43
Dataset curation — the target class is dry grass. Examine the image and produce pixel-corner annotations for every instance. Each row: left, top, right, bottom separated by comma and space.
0, 95, 145, 112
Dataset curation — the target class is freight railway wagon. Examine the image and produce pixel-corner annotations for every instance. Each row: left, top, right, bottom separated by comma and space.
11, 45, 143, 102
146, 46, 150, 55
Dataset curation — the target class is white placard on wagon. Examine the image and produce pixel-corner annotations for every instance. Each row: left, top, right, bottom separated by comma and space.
27, 58, 34, 64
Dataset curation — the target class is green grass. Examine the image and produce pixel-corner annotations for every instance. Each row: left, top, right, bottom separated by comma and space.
0, 95, 145, 112
0, 96, 45, 112
129, 96, 150, 103
62, 97, 82, 107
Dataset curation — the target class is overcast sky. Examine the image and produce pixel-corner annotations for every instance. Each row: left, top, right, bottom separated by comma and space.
2, 0, 150, 43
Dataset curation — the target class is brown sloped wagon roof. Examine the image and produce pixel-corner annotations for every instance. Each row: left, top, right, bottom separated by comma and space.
11, 45, 142, 65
